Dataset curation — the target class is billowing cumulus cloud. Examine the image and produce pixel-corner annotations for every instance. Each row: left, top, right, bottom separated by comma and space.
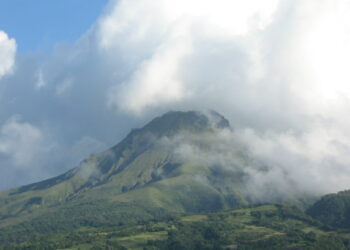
0, 116, 107, 189
0, 116, 47, 167
100, 0, 350, 122
99, 0, 280, 113
0, 31, 16, 78
1, 0, 350, 199
0, 116, 53, 188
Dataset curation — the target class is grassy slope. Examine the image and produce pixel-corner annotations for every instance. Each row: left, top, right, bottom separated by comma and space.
0, 133, 249, 235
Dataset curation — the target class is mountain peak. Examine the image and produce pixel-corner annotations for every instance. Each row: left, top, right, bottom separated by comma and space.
135, 110, 231, 137
0, 110, 235, 225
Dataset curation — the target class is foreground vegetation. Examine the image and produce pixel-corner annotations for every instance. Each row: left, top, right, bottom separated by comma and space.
2, 203, 350, 249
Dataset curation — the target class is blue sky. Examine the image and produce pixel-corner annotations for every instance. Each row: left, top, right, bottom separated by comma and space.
0, 0, 109, 53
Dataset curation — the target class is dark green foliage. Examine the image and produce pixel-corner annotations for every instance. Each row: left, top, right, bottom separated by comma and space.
307, 190, 350, 228
2, 204, 350, 249
150, 222, 226, 249
0, 200, 173, 245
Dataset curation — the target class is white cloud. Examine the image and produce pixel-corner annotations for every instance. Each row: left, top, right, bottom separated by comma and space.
234, 125, 350, 199
0, 116, 107, 189
0, 31, 16, 79
96, 0, 350, 122
107, 27, 192, 114
0, 116, 48, 167
99, 0, 280, 114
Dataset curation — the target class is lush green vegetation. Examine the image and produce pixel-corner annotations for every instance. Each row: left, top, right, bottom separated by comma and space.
307, 190, 350, 229
1, 203, 350, 249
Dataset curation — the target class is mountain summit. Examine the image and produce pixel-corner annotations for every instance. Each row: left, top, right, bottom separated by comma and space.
138, 110, 231, 137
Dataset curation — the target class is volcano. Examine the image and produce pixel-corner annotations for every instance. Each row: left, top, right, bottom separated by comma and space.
0, 111, 250, 226
1, 111, 350, 249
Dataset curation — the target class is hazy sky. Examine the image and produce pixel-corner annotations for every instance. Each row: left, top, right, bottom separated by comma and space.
1, 0, 350, 192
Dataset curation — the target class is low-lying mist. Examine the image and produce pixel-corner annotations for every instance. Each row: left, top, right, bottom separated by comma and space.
157, 122, 350, 203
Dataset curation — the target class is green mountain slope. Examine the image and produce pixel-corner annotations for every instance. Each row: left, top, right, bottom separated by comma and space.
0, 111, 252, 242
